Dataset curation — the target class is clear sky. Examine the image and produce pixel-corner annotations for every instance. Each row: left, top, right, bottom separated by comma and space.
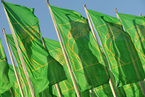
0, 0, 145, 64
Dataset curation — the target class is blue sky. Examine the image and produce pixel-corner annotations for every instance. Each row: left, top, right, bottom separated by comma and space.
0, 0, 145, 64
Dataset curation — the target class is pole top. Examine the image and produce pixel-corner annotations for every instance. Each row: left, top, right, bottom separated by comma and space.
115, 8, 118, 14
46, 0, 50, 5
84, 4, 86, 8
140, 13, 142, 16
2, 28, 5, 34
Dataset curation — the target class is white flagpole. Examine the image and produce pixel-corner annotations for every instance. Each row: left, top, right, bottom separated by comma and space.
2, 28, 25, 97
46, 0, 80, 97
84, 5, 117, 97
2, 3, 35, 97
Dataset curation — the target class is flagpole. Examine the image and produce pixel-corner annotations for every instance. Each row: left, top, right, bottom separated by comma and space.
46, 0, 80, 97
2, 3, 35, 97
84, 5, 117, 97
2, 28, 25, 97
41, 37, 62, 97
139, 13, 143, 16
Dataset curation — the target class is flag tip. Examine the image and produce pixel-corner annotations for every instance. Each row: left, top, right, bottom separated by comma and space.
115, 8, 118, 13
46, 0, 50, 4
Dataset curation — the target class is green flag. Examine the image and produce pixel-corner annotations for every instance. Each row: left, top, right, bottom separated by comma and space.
118, 13, 145, 71
88, 9, 145, 86
43, 38, 95, 97
7, 34, 66, 96
50, 5, 109, 91
93, 81, 145, 97
0, 39, 11, 94
3, 1, 67, 93
119, 81, 145, 97
0, 89, 12, 97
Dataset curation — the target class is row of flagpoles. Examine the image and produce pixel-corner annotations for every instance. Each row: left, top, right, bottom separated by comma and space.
0, 0, 145, 97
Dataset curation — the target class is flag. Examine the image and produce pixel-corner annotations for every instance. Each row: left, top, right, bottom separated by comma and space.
0, 90, 12, 97
118, 81, 145, 97
50, 5, 109, 91
0, 39, 11, 94
7, 34, 66, 96
43, 38, 80, 97
93, 81, 145, 97
44, 38, 95, 97
87, 9, 145, 86
118, 13, 145, 71
3, 1, 67, 93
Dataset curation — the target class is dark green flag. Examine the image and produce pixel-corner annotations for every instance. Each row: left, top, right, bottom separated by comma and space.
44, 38, 89, 97
3, 1, 66, 94
0, 90, 12, 97
93, 81, 145, 97
0, 39, 11, 94
50, 5, 109, 92
118, 13, 145, 71
88, 9, 145, 86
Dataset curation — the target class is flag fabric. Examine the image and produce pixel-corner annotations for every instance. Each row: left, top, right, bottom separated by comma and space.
118, 81, 145, 97
93, 81, 145, 97
118, 13, 145, 71
8, 64, 54, 97
3, 1, 67, 94
44, 38, 91, 97
0, 90, 12, 97
50, 5, 109, 91
7, 34, 66, 96
87, 9, 145, 86
0, 39, 11, 94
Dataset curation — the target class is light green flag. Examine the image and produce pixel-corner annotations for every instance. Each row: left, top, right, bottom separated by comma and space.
7, 34, 66, 96
0, 39, 11, 94
3, 1, 66, 94
88, 9, 145, 86
50, 5, 109, 91
43, 38, 91, 97
118, 13, 145, 71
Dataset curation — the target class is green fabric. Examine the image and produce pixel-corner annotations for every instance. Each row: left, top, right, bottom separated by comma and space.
8, 64, 54, 97
118, 13, 145, 71
0, 90, 12, 97
7, 34, 66, 96
3, 1, 66, 94
43, 38, 96, 97
0, 40, 11, 94
43, 38, 76, 97
88, 10, 145, 86
93, 81, 145, 97
44, 38, 90, 97
118, 81, 145, 97
94, 83, 114, 97
50, 5, 109, 92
